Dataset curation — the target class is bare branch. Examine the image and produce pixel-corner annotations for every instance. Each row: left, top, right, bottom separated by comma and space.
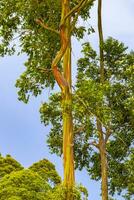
35, 19, 60, 35
70, 9, 80, 33
89, 141, 99, 149
64, 0, 88, 22
105, 127, 112, 143
74, 125, 85, 135
37, 67, 52, 73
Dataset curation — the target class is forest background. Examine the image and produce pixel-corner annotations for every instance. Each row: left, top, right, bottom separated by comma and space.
0, 0, 134, 199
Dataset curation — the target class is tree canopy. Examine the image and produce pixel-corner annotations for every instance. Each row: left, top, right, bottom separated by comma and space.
40, 37, 134, 199
0, 154, 23, 179
0, 0, 134, 199
0, 0, 94, 102
0, 154, 88, 200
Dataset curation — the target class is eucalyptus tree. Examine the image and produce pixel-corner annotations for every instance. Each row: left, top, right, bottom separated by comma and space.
0, 0, 94, 196
40, 37, 134, 200
39, 1, 134, 199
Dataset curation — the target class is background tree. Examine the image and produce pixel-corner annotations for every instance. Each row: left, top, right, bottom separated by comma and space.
0, 154, 88, 200
29, 159, 61, 186
0, 169, 51, 200
40, 37, 134, 199
0, 154, 23, 179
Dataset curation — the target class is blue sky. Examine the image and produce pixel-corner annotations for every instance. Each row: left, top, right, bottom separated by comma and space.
0, 1, 134, 199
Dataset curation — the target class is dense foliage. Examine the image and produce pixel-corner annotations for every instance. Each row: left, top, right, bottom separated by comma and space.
0, 154, 88, 199
0, 0, 94, 103
0, 1, 133, 199
29, 159, 61, 186
40, 37, 134, 198
0, 154, 23, 178
0, 169, 51, 200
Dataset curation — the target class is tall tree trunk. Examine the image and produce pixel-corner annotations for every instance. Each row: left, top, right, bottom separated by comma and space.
98, 0, 104, 82
52, 0, 75, 198
100, 138, 108, 200
63, 35, 75, 188
98, 0, 109, 199
62, 0, 75, 198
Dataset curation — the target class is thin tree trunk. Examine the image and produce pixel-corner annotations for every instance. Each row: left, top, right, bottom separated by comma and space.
98, 0, 109, 199
98, 0, 104, 82
100, 139, 108, 200
97, 121, 108, 200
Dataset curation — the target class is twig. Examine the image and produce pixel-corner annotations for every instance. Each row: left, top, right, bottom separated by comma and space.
35, 19, 60, 35
38, 67, 52, 73
74, 125, 85, 135
89, 141, 99, 149
105, 127, 112, 143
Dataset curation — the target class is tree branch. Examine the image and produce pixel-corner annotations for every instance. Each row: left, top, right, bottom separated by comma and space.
63, 0, 88, 23
74, 125, 99, 149
74, 125, 85, 135
98, 0, 104, 83
105, 127, 112, 143
72, 85, 108, 129
37, 67, 52, 73
70, 8, 81, 33
89, 141, 99, 149
35, 19, 60, 35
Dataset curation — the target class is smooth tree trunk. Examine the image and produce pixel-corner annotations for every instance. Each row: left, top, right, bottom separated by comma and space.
98, 0, 109, 199
100, 141, 108, 200
52, 0, 75, 198
62, 35, 75, 188
97, 121, 108, 200
62, 0, 75, 196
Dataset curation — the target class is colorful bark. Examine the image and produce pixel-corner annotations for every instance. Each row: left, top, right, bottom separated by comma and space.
62, 0, 75, 197
52, 0, 75, 198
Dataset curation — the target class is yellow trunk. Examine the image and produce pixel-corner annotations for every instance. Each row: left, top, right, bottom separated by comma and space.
62, 0, 75, 198
52, 0, 75, 197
